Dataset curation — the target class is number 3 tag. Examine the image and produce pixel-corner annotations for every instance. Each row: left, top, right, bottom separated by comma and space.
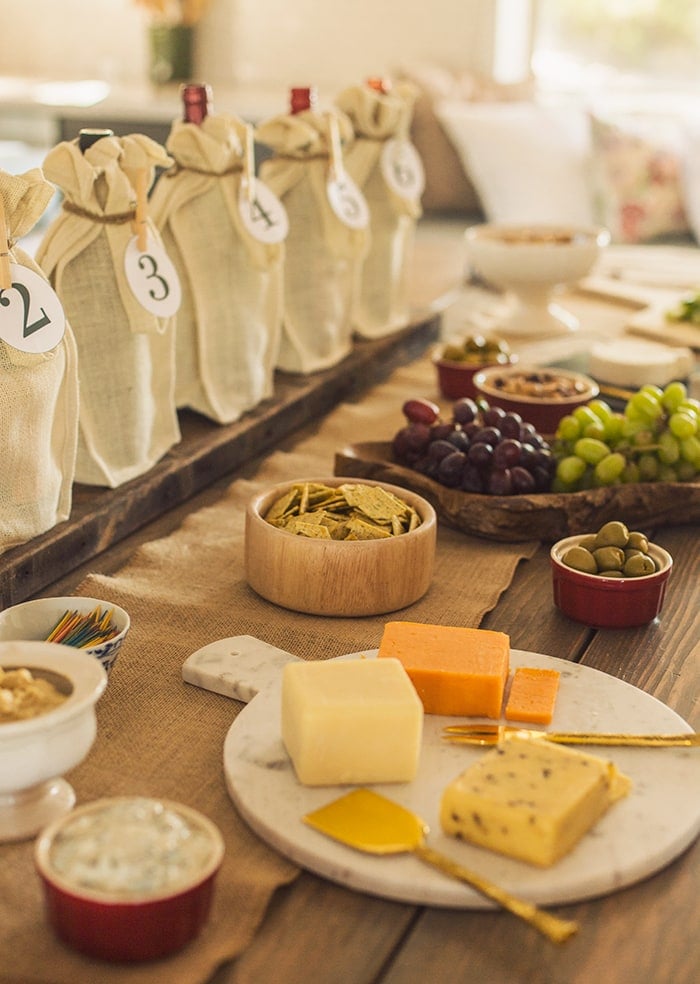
124, 234, 182, 318
0, 265, 66, 354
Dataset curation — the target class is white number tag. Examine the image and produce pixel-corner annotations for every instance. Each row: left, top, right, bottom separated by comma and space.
124, 234, 182, 318
238, 179, 289, 244
381, 139, 425, 200
0, 264, 65, 353
327, 173, 370, 230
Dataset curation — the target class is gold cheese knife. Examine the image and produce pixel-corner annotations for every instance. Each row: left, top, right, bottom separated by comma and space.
303, 788, 578, 944
442, 724, 700, 747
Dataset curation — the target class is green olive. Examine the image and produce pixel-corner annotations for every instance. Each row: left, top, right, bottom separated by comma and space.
562, 545, 598, 574
624, 548, 643, 562
599, 570, 625, 578
594, 521, 629, 549
623, 554, 657, 577
578, 534, 597, 552
627, 531, 649, 553
593, 546, 625, 572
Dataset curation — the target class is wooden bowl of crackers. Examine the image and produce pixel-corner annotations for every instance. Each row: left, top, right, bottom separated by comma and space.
244, 477, 437, 617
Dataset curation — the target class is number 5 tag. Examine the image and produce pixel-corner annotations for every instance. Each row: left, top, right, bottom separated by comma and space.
0, 264, 66, 354
124, 234, 182, 318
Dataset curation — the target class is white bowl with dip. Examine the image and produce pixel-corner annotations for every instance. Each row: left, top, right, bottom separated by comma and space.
35, 796, 225, 962
0, 640, 107, 842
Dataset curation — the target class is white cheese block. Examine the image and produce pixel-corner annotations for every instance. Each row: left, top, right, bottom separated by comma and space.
281, 658, 423, 786
440, 736, 631, 867
590, 337, 694, 387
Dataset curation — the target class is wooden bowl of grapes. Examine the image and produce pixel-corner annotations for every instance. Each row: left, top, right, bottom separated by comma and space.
334, 391, 700, 543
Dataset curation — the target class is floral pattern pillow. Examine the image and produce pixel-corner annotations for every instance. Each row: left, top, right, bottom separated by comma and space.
591, 114, 690, 243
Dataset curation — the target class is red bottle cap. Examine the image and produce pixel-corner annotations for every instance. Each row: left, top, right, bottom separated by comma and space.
366, 77, 391, 94
181, 83, 212, 125
290, 87, 317, 114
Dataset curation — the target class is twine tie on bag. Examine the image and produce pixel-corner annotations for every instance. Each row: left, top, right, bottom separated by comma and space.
62, 201, 137, 224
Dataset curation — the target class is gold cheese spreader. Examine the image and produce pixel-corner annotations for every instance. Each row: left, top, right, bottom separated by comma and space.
303, 788, 578, 944
442, 724, 700, 747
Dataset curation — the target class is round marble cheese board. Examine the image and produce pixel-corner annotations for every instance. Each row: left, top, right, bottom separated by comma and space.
222, 647, 700, 909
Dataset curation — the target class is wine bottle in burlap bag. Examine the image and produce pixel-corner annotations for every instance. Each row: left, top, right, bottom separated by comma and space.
36, 132, 181, 488
150, 111, 285, 423
256, 96, 369, 373
335, 79, 424, 338
0, 167, 79, 554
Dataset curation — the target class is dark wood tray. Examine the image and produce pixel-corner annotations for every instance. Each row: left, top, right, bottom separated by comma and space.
335, 441, 700, 542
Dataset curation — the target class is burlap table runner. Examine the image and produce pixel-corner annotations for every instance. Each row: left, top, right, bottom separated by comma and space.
1, 355, 538, 984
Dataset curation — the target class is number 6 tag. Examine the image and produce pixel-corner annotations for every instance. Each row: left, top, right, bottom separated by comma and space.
124, 234, 182, 318
0, 264, 66, 354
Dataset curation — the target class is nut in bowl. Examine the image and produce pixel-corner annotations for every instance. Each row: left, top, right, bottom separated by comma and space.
245, 477, 437, 616
465, 222, 610, 338
550, 526, 673, 629
434, 334, 517, 400
0, 640, 107, 842
474, 365, 599, 435
0, 596, 130, 677
34, 796, 225, 962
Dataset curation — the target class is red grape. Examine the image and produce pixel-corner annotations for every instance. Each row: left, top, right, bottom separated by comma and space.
402, 398, 440, 425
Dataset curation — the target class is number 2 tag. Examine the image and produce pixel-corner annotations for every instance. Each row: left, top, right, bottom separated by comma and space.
124, 234, 182, 318
0, 264, 66, 354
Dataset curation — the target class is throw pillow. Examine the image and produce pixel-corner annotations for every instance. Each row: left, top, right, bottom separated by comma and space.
590, 113, 690, 244
434, 100, 595, 227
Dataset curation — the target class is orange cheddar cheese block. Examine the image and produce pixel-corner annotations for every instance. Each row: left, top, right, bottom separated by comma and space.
505, 667, 560, 725
377, 621, 509, 717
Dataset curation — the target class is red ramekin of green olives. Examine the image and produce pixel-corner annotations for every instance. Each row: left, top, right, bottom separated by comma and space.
550, 521, 673, 628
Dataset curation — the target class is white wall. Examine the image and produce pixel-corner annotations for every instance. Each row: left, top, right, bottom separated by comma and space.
0, 0, 496, 91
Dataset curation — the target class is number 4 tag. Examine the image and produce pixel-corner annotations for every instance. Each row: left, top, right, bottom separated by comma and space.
0, 264, 66, 354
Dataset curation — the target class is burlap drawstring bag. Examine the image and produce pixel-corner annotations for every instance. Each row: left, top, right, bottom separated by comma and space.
0, 168, 79, 554
36, 134, 181, 489
257, 108, 369, 374
335, 81, 424, 339
150, 113, 284, 424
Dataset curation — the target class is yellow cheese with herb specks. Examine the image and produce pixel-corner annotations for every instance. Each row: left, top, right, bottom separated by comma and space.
440, 736, 631, 866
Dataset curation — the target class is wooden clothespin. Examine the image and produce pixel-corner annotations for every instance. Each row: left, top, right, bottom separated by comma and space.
131, 168, 149, 252
0, 195, 12, 291
325, 111, 346, 185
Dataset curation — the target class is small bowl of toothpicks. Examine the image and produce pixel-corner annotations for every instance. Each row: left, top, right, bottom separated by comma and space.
0, 597, 130, 677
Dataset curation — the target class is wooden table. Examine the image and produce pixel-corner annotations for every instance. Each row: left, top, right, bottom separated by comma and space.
40, 419, 698, 984
8, 223, 700, 984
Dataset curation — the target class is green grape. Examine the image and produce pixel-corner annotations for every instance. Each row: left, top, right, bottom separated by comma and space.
588, 399, 615, 422
582, 421, 606, 441
678, 398, 700, 416
676, 459, 698, 481
556, 455, 587, 486
669, 411, 698, 440
662, 381, 688, 412
680, 435, 700, 466
621, 461, 641, 483
640, 383, 664, 401
628, 390, 664, 422
631, 428, 655, 448
658, 430, 681, 464
603, 415, 625, 444
621, 416, 652, 440
574, 437, 611, 465
594, 452, 626, 485
556, 414, 581, 442
638, 453, 660, 481
572, 406, 603, 431
658, 463, 678, 482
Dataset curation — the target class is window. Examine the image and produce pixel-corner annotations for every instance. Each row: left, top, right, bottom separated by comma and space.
532, 0, 700, 105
